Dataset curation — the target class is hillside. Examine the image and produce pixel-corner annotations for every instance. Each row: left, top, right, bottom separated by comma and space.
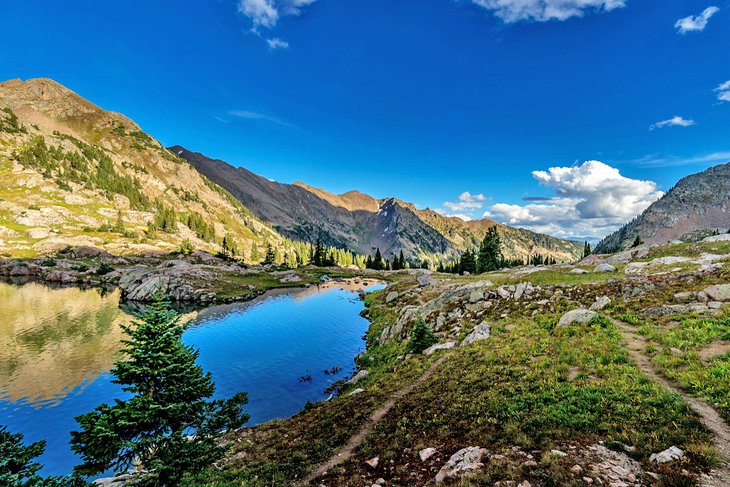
173, 146, 584, 263
595, 161, 730, 253
0, 78, 284, 258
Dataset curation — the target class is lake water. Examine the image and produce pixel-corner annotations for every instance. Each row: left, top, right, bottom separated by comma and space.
0, 279, 384, 477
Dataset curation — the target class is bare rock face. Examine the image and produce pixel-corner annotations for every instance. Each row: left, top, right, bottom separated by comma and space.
435, 446, 487, 483
595, 161, 730, 252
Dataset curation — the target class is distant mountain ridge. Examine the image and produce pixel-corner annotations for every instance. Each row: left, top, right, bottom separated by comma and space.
595, 161, 730, 252
173, 146, 584, 263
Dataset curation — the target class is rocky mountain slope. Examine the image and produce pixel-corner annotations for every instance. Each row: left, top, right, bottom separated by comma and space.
595, 162, 730, 253
0, 78, 284, 258
173, 146, 584, 263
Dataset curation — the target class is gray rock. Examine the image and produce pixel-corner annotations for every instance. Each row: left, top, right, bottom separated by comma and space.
649, 446, 684, 463
570, 268, 589, 274
558, 309, 598, 327
703, 284, 730, 302
461, 321, 491, 346
423, 342, 456, 355
417, 273, 434, 287
385, 291, 399, 303
703, 233, 730, 242
469, 290, 484, 303
589, 296, 611, 310
419, 447, 437, 461
594, 263, 617, 273
365, 456, 379, 468
673, 291, 697, 302
347, 370, 369, 385
435, 446, 487, 483
348, 388, 365, 396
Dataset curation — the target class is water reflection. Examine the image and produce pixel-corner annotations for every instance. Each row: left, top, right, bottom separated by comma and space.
0, 283, 129, 405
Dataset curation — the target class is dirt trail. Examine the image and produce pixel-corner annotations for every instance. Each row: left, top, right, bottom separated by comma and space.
608, 317, 730, 485
303, 355, 447, 484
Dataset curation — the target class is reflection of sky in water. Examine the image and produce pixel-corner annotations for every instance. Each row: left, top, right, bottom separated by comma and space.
0, 281, 384, 477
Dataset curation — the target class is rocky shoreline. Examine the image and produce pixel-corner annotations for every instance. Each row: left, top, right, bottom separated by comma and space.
0, 246, 384, 304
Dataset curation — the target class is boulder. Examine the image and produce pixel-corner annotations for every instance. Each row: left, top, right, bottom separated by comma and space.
589, 296, 611, 311
558, 309, 598, 327
347, 370, 369, 385
435, 446, 487, 483
385, 291, 399, 303
594, 263, 617, 273
469, 290, 484, 303
419, 447, 437, 461
423, 342, 456, 355
417, 273, 434, 287
570, 268, 589, 274
365, 457, 379, 468
703, 233, 730, 242
649, 446, 684, 463
461, 321, 491, 346
703, 284, 730, 302
348, 388, 364, 396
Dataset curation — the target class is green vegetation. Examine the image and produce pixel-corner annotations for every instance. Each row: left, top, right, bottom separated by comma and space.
0, 108, 27, 134
70, 297, 249, 485
477, 225, 502, 273
13, 134, 150, 210
407, 318, 437, 353
183, 212, 215, 242
0, 426, 77, 486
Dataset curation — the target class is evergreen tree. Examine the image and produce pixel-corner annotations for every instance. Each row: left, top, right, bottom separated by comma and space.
459, 249, 477, 274
0, 426, 76, 486
583, 241, 592, 258
372, 248, 384, 270
631, 235, 642, 248
312, 238, 326, 266
477, 226, 502, 273
221, 234, 238, 258
399, 250, 406, 270
263, 243, 276, 265
407, 318, 437, 354
70, 296, 249, 485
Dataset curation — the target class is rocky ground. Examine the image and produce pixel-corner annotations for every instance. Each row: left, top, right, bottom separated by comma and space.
183, 235, 730, 486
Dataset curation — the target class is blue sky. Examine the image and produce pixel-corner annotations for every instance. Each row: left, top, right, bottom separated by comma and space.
1, 0, 728, 239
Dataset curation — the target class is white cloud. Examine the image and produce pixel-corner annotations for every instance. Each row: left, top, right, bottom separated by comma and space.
442, 191, 489, 212
716, 80, 730, 102
459, 191, 486, 202
228, 110, 294, 127
625, 151, 730, 168
434, 209, 474, 221
649, 116, 696, 131
266, 37, 289, 49
237, 0, 315, 29
487, 160, 663, 238
470, 0, 626, 23
675, 6, 720, 34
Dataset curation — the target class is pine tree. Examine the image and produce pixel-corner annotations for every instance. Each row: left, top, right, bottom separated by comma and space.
407, 318, 437, 354
399, 250, 406, 270
583, 241, 591, 258
0, 426, 75, 486
459, 249, 476, 274
373, 248, 384, 270
263, 243, 276, 265
70, 296, 249, 485
477, 226, 503, 273
632, 235, 642, 248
